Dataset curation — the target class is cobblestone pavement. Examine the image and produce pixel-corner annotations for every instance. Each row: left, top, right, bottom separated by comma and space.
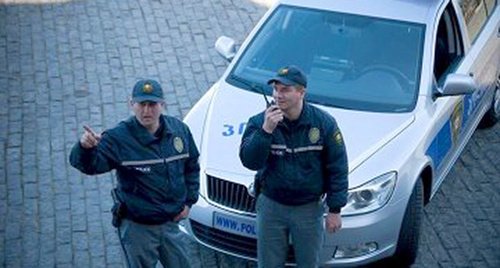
0, 0, 498, 267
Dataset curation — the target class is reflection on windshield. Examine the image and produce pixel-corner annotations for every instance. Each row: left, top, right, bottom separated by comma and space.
227, 5, 425, 113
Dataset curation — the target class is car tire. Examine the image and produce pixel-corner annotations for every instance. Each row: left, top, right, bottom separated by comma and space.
478, 79, 500, 129
392, 178, 423, 266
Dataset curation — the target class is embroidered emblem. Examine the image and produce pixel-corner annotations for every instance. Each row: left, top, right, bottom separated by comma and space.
142, 82, 153, 93
278, 67, 289, 75
173, 137, 184, 153
334, 130, 343, 146
309, 127, 320, 144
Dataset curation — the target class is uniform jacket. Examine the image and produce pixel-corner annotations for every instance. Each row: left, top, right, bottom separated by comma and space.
70, 115, 200, 224
239, 102, 348, 212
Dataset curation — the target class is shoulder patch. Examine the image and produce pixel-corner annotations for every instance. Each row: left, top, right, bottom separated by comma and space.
333, 130, 343, 146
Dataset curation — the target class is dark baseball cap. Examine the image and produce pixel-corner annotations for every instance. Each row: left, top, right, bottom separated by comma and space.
267, 65, 307, 88
131, 79, 164, 103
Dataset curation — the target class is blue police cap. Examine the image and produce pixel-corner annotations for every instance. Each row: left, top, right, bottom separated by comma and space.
267, 65, 307, 88
132, 79, 164, 103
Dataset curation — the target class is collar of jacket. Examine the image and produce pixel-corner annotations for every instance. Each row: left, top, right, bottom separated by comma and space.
281, 101, 312, 130
128, 115, 173, 145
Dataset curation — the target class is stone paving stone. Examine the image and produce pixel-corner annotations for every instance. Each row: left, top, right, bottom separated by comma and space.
0, 185, 6, 216
56, 242, 73, 264
459, 240, 485, 263
74, 250, 91, 268
414, 243, 439, 268
5, 238, 22, 267
23, 196, 38, 215
0, 232, 4, 267
480, 247, 500, 268
5, 207, 22, 240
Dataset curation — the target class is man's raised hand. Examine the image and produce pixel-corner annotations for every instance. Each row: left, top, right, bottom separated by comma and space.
80, 125, 102, 149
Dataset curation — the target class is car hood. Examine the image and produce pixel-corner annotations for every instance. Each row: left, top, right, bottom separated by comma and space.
201, 83, 415, 180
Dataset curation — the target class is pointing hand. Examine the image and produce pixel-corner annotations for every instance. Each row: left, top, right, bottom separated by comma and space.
80, 126, 102, 149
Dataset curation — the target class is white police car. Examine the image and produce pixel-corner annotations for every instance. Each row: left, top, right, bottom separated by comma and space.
183, 0, 500, 266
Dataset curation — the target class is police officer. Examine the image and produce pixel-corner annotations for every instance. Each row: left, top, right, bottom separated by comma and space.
70, 79, 200, 268
239, 66, 348, 268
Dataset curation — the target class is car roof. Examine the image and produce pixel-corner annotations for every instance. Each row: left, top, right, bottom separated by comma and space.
278, 0, 446, 24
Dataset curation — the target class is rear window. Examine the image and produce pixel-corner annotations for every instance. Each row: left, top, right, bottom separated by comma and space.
458, 0, 497, 42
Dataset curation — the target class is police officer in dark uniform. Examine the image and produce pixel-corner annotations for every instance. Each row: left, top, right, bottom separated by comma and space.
239, 66, 348, 268
70, 79, 200, 268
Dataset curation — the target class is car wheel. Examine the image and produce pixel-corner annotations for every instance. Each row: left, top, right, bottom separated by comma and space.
478, 79, 500, 128
392, 178, 423, 266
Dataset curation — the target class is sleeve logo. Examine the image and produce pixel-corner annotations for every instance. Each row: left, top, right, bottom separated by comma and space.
334, 130, 343, 146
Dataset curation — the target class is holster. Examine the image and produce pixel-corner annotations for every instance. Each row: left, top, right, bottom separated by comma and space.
250, 170, 264, 198
111, 189, 126, 228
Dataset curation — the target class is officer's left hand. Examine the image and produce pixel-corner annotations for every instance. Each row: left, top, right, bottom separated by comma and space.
173, 205, 190, 222
325, 213, 342, 233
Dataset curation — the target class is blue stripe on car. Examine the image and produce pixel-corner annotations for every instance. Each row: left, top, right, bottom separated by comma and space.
426, 120, 452, 170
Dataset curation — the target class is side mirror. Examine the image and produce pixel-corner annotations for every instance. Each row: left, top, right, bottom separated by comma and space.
437, 73, 476, 97
215, 36, 236, 62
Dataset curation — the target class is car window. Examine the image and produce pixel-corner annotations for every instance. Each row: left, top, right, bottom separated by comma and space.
433, 4, 464, 83
484, 0, 497, 15
226, 5, 425, 113
458, 0, 489, 42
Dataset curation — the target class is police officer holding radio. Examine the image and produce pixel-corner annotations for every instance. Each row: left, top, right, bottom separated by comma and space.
239, 66, 349, 268
70, 79, 200, 268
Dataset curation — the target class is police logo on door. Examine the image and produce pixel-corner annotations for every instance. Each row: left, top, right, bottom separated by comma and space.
450, 100, 463, 146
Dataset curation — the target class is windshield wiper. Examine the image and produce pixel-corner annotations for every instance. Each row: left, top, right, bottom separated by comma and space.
228, 74, 271, 107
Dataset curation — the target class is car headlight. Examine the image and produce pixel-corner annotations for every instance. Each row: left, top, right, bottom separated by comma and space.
342, 171, 397, 216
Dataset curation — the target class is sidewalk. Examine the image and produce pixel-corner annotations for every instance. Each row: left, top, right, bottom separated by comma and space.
0, 0, 498, 267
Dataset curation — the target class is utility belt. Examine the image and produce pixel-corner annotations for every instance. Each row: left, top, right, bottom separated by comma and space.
110, 188, 177, 227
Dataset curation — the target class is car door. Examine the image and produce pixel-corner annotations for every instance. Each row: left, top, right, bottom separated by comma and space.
428, 0, 499, 192
427, 2, 466, 189
455, 0, 500, 126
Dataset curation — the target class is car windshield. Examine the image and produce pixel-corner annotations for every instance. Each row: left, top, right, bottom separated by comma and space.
227, 5, 425, 113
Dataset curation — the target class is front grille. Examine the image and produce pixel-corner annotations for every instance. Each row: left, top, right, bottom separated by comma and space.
207, 175, 256, 213
190, 219, 295, 263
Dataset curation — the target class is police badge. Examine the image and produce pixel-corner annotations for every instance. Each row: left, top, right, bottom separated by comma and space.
309, 127, 320, 144
173, 137, 184, 153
